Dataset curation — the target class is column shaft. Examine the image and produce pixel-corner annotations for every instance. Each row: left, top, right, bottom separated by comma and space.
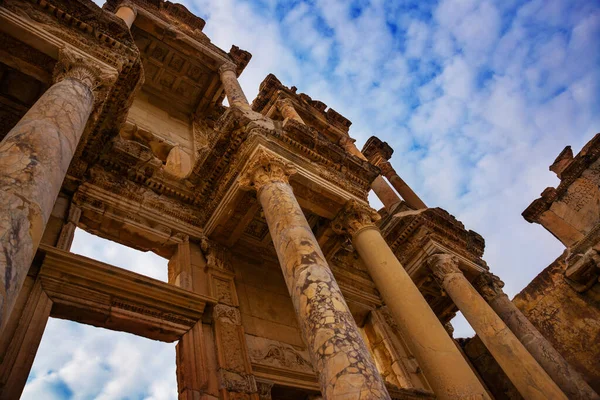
0, 75, 95, 331
219, 63, 250, 110
428, 255, 567, 400
380, 162, 426, 210
115, 4, 137, 29
339, 138, 401, 211
371, 176, 401, 210
241, 151, 390, 399
348, 226, 489, 399
477, 275, 599, 400
277, 98, 305, 124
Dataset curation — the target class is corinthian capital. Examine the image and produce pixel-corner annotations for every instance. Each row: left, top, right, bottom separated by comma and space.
238, 149, 297, 193
426, 253, 462, 284
472, 271, 505, 301
331, 199, 380, 237
53, 47, 118, 93
219, 62, 238, 75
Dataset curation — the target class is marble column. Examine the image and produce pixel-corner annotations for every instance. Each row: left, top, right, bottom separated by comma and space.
338, 137, 402, 211
115, 1, 137, 29
332, 200, 489, 400
239, 149, 390, 400
218, 62, 250, 110
378, 161, 426, 210
0, 48, 115, 332
276, 98, 305, 124
473, 272, 599, 400
427, 254, 567, 400
361, 137, 426, 210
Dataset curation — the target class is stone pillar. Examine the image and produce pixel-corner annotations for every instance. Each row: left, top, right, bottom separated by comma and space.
56, 204, 81, 251
332, 200, 489, 400
0, 48, 116, 332
473, 272, 600, 400
0, 277, 52, 399
115, 1, 137, 28
239, 149, 390, 399
361, 136, 426, 210
427, 254, 567, 400
276, 98, 305, 124
218, 63, 250, 110
378, 161, 426, 210
338, 137, 401, 211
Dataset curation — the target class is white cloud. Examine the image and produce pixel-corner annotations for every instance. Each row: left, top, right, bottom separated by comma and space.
26, 0, 600, 395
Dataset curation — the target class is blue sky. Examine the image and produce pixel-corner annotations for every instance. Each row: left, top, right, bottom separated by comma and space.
23, 0, 600, 398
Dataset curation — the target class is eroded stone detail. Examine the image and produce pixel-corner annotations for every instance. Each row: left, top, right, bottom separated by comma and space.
240, 151, 390, 399
331, 199, 380, 238
238, 149, 297, 193
426, 253, 462, 285
0, 67, 99, 330
472, 272, 505, 302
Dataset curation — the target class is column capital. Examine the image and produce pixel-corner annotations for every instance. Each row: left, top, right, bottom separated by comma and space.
276, 97, 295, 108
238, 149, 297, 193
472, 271, 505, 302
53, 47, 118, 94
362, 136, 394, 164
219, 62, 238, 75
116, 0, 137, 14
331, 199, 381, 237
426, 253, 462, 284
378, 160, 394, 176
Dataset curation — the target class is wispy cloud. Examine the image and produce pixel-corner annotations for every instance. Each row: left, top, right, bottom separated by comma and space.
24, 0, 600, 397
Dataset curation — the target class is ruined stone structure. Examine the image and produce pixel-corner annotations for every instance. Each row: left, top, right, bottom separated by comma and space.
0, 0, 597, 399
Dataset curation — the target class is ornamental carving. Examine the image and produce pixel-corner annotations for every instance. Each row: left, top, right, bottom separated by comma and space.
565, 248, 600, 292
426, 253, 461, 284
472, 271, 505, 302
214, 304, 241, 325
238, 149, 297, 193
331, 199, 381, 237
201, 238, 234, 272
246, 335, 314, 374
219, 62, 238, 75
53, 47, 118, 94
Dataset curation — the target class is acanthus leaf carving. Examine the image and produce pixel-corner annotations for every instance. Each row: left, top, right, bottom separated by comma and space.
331, 199, 381, 238
426, 253, 461, 285
238, 149, 297, 193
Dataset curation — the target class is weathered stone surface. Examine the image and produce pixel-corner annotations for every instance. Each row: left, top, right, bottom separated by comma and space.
0, 58, 99, 331
239, 150, 390, 399
427, 253, 567, 400
513, 254, 600, 393
473, 271, 599, 399
333, 200, 490, 400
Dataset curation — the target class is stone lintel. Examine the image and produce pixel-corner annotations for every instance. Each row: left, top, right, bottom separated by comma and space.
37, 245, 216, 342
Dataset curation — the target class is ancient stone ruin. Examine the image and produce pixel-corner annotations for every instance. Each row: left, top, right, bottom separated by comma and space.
0, 0, 598, 399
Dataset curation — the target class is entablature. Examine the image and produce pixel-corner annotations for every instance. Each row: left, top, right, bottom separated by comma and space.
37, 244, 216, 342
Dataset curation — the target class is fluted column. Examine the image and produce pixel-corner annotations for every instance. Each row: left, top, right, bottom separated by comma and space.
239, 149, 390, 399
332, 201, 489, 400
276, 97, 305, 124
473, 272, 599, 400
115, 1, 137, 29
0, 48, 116, 332
338, 137, 402, 211
218, 62, 250, 110
427, 254, 567, 400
